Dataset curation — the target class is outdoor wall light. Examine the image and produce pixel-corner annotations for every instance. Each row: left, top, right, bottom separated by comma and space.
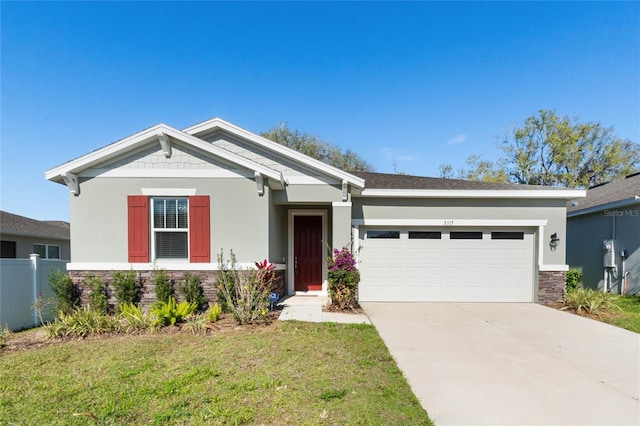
550, 233, 560, 251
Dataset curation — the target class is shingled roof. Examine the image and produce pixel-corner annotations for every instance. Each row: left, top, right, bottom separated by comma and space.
567, 172, 640, 214
351, 171, 567, 191
0, 211, 70, 240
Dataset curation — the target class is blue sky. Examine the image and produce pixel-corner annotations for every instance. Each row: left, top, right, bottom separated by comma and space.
2, 1, 638, 222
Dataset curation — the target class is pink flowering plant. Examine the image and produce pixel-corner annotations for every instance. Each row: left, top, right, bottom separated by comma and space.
327, 246, 360, 311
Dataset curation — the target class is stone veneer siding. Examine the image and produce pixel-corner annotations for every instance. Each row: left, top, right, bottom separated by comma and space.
538, 270, 565, 304
70, 269, 286, 312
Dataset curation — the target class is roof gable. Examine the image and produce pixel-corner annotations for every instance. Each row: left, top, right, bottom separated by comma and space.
46, 123, 286, 192
183, 118, 365, 188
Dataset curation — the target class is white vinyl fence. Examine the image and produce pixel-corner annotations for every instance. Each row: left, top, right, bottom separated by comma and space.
0, 254, 66, 331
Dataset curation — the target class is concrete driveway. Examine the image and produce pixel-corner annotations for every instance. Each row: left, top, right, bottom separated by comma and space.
362, 303, 640, 426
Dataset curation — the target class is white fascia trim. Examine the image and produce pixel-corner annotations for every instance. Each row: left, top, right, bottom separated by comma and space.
539, 264, 570, 272
183, 118, 366, 189
46, 124, 283, 183
80, 169, 252, 179
567, 196, 640, 217
66, 262, 286, 271
141, 188, 197, 196
332, 201, 352, 207
285, 176, 341, 185
359, 188, 587, 200
351, 219, 548, 227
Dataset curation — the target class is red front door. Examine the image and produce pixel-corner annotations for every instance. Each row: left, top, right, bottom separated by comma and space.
294, 215, 323, 291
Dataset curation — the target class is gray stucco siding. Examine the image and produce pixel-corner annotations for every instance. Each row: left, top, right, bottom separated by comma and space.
272, 184, 342, 204
70, 177, 270, 264
352, 197, 568, 266
567, 205, 640, 294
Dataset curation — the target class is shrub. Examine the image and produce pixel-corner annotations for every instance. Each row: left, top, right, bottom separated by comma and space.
217, 256, 237, 313
327, 247, 360, 311
183, 314, 207, 334
179, 273, 207, 311
217, 250, 271, 324
0, 324, 12, 350
153, 269, 173, 304
44, 307, 119, 338
152, 297, 197, 327
49, 268, 81, 315
563, 288, 621, 317
85, 274, 108, 314
118, 303, 155, 332
566, 269, 583, 292
206, 303, 222, 323
31, 294, 56, 326
112, 271, 141, 309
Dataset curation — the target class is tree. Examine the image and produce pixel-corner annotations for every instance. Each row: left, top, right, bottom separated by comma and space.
261, 123, 374, 172
441, 110, 640, 188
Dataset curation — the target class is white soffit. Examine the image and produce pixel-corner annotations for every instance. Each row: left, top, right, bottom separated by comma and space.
183, 117, 366, 189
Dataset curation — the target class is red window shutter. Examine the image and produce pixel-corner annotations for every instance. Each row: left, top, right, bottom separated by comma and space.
128, 196, 149, 262
189, 195, 210, 263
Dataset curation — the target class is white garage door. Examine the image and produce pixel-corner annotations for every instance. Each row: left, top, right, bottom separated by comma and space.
358, 228, 534, 302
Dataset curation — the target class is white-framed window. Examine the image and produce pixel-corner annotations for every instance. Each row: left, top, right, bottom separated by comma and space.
34, 244, 61, 259
151, 197, 189, 260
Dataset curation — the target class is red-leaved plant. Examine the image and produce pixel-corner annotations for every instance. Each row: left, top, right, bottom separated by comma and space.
327, 247, 360, 311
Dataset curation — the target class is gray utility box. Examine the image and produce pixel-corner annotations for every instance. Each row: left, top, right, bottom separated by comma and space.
603, 239, 616, 268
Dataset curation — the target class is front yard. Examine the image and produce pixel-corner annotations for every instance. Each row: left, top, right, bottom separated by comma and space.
0, 320, 432, 425
601, 295, 640, 333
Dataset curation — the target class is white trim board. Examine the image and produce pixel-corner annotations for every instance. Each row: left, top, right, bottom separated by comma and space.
539, 264, 570, 272
141, 188, 197, 196
352, 219, 548, 227
359, 188, 586, 200
80, 169, 252, 179
66, 262, 286, 271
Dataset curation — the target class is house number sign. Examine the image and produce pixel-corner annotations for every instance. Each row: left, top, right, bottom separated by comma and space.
443, 220, 454, 226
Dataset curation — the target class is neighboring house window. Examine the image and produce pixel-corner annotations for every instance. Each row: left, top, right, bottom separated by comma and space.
127, 195, 210, 263
152, 198, 189, 259
33, 244, 61, 259
1, 240, 16, 258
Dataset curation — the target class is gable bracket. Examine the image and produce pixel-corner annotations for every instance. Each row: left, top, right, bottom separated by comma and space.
342, 180, 348, 201
158, 132, 171, 158
62, 172, 80, 196
255, 172, 265, 196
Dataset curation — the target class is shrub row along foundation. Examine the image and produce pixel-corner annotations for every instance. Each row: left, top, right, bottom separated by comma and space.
69, 270, 286, 312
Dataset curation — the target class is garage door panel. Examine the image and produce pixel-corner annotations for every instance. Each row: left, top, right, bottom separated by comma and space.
359, 228, 534, 302
404, 267, 447, 280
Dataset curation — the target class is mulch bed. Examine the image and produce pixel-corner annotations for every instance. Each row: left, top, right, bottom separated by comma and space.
1, 310, 281, 355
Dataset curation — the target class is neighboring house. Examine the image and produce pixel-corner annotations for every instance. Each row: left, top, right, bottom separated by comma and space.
0, 211, 70, 260
567, 173, 640, 295
45, 117, 583, 305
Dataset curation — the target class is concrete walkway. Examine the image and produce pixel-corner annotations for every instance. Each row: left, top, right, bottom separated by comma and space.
362, 302, 640, 426
277, 295, 371, 324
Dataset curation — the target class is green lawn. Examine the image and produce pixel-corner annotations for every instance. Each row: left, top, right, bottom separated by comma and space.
0, 321, 432, 425
604, 295, 640, 333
